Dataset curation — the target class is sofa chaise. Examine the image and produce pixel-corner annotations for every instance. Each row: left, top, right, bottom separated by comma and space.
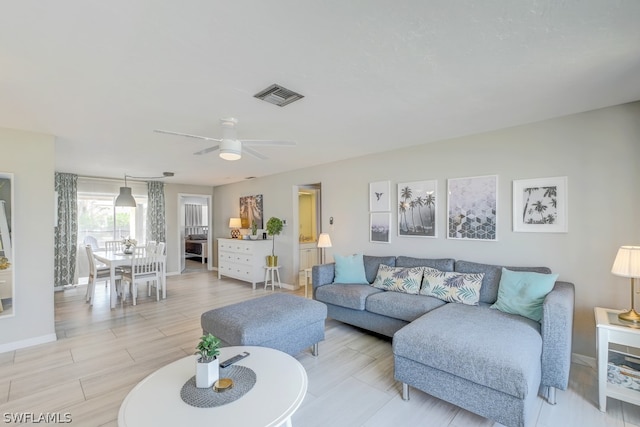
312, 255, 574, 427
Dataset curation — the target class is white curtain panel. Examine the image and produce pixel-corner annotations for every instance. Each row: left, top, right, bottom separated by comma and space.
185, 204, 203, 227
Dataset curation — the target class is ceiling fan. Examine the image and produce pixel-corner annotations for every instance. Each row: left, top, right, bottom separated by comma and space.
154, 118, 295, 161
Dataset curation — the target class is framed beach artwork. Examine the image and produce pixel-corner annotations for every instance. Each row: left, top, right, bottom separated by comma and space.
369, 181, 391, 212
447, 175, 498, 241
398, 180, 437, 238
239, 194, 263, 229
513, 176, 568, 233
370, 212, 391, 243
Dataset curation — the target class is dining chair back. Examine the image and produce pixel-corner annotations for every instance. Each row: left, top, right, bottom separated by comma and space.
85, 245, 121, 306
146, 241, 157, 254
105, 240, 122, 252
83, 235, 99, 250
122, 250, 161, 306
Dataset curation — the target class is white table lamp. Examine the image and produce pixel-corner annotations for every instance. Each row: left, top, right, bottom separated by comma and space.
229, 218, 242, 239
612, 245, 640, 323
317, 233, 332, 264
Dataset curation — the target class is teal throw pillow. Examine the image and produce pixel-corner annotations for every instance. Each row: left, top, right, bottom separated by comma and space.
334, 253, 369, 284
491, 268, 558, 322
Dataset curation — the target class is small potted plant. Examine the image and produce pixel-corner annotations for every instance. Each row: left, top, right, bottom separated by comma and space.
121, 237, 137, 254
250, 220, 259, 239
195, 333, 221, 388
265, 217, 283, 266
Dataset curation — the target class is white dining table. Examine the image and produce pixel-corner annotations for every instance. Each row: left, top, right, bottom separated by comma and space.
93, 249, 166, 308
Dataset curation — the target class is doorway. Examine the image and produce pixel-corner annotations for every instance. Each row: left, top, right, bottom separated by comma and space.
178, 194, 211, 274
295, 184, 322, 285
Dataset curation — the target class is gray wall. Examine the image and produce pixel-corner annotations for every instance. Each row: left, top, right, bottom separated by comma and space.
213, 102, 640, 357
0, 127, 56, 351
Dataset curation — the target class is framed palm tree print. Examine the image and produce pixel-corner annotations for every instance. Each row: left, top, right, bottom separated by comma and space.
398, 180, 437, 238
447, 175, 497, 241
513, 176, 568, 233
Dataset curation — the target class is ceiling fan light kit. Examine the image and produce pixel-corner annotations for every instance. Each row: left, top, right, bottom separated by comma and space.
219, 139, 242, 161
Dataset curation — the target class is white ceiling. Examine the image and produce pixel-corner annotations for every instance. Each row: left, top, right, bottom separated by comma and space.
1, 1, 639, 186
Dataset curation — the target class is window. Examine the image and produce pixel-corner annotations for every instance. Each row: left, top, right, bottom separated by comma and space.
77, 192, 148, 247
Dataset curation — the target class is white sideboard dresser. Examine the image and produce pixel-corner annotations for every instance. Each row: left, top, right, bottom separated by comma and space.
217, 238, 272, 289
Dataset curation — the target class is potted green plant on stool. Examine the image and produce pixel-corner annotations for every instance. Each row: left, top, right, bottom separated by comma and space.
195, 333, 221, 388
266, 216, 283, 267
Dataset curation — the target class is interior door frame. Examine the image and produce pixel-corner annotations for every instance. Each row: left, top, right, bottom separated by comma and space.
177, 193, 212, 273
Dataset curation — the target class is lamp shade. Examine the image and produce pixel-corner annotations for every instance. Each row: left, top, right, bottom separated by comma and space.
115, 186, 137, 207
317, 233, 332, 248
229, 218, 242, 229
612, 246, 640, 278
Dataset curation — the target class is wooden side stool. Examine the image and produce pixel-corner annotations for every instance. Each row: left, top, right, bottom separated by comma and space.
264, 265, 281, 290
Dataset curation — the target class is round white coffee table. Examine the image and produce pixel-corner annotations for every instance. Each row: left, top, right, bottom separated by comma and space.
118, 346, 308, 427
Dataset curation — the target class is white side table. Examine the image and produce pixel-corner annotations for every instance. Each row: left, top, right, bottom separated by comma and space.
264, 266, 282, 291
303, 268, 312, 298
595, 307, 640, 411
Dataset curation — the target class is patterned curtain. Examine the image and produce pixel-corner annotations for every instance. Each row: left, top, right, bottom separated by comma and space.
54, 172, 78, 287
185, 204, 203, 227
147, 181, 166, 243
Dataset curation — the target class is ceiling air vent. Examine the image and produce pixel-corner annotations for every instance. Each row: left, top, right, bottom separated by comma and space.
254, 84, 304, 107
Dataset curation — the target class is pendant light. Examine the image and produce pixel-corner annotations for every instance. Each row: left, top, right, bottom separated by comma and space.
115, 175, 137, 207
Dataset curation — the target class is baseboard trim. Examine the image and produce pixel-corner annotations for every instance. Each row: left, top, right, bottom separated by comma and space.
572, 352, 596, 369
0, 333, 57, 354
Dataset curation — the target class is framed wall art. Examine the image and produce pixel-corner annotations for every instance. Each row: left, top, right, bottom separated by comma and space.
447, 175, 498, 241
370, 212, 391, 243
513, 176, 568, 233
239, 194, 263, 229
369, 180, 391, 212
398, 180, 437, 238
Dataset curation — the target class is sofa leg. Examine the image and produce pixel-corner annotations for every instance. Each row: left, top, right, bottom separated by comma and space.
547, 386, 557, 405
402, 383, 410, 401
312, 343, 319, 356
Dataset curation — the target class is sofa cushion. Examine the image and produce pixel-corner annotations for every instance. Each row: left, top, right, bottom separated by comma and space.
393, 303, 542, 399
334, 253, 368, 284
454, 260, 552, 304
420, 267, 483, 305
315, 284, 382, 310
363, 255, 396, 284
396, 256, 455, 272
366, 291, 446, 322
491, 268, 558, 322
371, 264, 423, 294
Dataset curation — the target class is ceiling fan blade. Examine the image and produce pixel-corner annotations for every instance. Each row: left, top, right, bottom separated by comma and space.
193, 145, 220, 155
241, 140, 296, 147
243, 146, 268, 160
154, 129, 222, 143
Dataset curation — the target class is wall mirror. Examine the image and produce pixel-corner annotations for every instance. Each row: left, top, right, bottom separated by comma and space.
0, 172, 14, 317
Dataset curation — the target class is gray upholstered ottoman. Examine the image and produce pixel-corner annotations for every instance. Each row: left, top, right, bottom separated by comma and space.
201, 293, 327, 356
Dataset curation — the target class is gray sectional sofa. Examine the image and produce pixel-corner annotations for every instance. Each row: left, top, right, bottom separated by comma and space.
312, 255, 574, 427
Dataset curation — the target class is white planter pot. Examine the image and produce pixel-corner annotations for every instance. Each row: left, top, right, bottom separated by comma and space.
195, 357, 219, 388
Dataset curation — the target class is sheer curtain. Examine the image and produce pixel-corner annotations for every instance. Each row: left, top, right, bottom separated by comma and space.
185, 204, 203, 227
54, 172, 78, 287
147, 181, 166, 243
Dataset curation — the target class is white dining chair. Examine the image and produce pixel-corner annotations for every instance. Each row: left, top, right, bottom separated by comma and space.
85, 245, 121, 306
146, 240, 157, 254
150, 242, 167, 299
121, 250, 161, 305
105, 240, 122, 252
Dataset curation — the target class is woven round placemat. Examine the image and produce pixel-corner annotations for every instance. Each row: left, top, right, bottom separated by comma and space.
180, 365, 257, 408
